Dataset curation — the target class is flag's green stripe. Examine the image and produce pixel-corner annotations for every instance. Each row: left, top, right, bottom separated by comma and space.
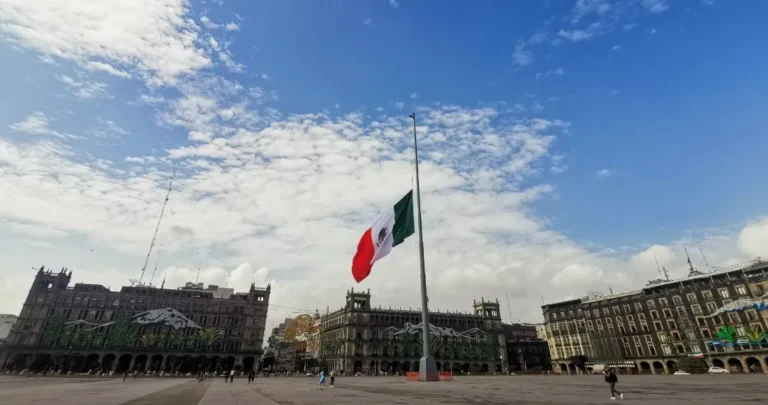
392, 190, 415, 247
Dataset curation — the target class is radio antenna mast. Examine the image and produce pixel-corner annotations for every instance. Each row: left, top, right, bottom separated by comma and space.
139, 166, 177, 285
653, 252, 663, 279
149, 245, 162, 286
505, 293, 514, 324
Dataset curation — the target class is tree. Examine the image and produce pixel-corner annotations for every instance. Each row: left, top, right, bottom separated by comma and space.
197, 328, 221, 351
139, 333, 159, 348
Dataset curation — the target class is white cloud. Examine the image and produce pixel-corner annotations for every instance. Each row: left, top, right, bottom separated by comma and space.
86, 117, 128, 141
571, 0, 612, 24
649, 27, 658, 35
623, 23, 638, 31
558, 23, 602, 42
261, 74, 271, 81
737, 218, 768, 258
224, 22, 240, 31
85, 61, 131, 79
8, 112, 80, 140
56, 75, 110, 99
200, 16, 219, 29
389, 0, 399, 9
595, 168, 618, 180
394, 101, 405, 110
0, 0, 211, 85
363, 18, 373, 26
410, 92, 418, 99
611, 45, 622, 51
512, 41, 534, 67
535, 68, 565, 79
641, 0, 669, 13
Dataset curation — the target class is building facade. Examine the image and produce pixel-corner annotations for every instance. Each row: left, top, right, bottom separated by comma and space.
0, 266, 270, 374
319, 289, 507, 375
0, 314, 18, 342
503, 323, 551, 372
543, 259, 768, 374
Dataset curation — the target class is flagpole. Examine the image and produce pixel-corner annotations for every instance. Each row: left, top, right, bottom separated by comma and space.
409, 112, 439, 381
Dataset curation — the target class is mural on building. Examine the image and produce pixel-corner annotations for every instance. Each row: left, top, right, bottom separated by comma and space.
284, 314, 322, 352
379, 323, 499, 359
37, 308, 217, 352
704, 292, 768, 318
706, 324, 768, 348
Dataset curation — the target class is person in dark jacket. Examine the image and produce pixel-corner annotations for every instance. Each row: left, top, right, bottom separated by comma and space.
604, 368, 624, 400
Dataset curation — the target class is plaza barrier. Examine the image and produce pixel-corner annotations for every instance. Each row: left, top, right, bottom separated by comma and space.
405, 372, 453, 381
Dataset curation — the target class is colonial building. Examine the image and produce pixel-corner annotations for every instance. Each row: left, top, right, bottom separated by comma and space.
543, 259, 768, 374
319, 289, 507, 375
503, 323, 551, 372
0, 266, 270, 374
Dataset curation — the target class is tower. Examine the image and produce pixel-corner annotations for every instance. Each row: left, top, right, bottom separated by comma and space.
345, 288, 371, 311
31, 266, 72, 292
473, 297, 501, 320
473, 297, 506, 368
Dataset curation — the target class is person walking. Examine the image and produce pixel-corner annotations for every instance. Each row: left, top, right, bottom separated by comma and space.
329, 370, 335, 388
248, 370, 255, 384
317, 369, 326, 390
229, 369, 235, 383
604, 368, 624, 400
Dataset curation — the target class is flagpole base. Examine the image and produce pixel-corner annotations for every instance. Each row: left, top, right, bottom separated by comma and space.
418, 355, 439, 382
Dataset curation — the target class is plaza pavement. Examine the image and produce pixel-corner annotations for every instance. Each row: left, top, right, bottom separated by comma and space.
0, 374, 766, 404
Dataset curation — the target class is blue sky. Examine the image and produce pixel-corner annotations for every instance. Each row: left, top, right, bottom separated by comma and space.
1, 0, 767, 324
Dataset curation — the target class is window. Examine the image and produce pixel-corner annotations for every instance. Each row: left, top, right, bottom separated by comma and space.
569, 310, 574, 317
702, 290, 713, 300
735, 326, 746, 336
577, 308, 583, 315
640, 323, 649, 333
654, 321, 662, 330
686, 293, 697, 302
638, 313, 645, 321
706, 302, 717, 313
606, 317, 613, 325
728, 312, 740, 323
671, 331, 681, 341
691, 304, 702, 315
613, 306, 620, 315
593, 309, 599, 317
623, 304, 631, 313
551, 312, 557, 320
603, 308, 610, 316
560, 311, 565, 318
662, 309, 673, 318
666, 320, 677, 329
648, 344, 657, 356
700, 329, 711, 339
651, 310, 659, 320
672, 296, 683, 306
756, 284, 765, 295
659, 298, 668, 307
696, 317, 707, 327
646, 300, 656, 309
746, 310, 759, 321
736, 285, 747, 296
635, 302, 643, 311
627, 315, 634, 322
662, 345, 672, 355
596, 319, 602, 326
636, 346, 644, 356
686, 330, 696, 341
718, 288, 729, 298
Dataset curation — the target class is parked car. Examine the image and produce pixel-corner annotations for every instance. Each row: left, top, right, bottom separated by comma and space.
673, 370, 690, 375
708, 366, 729, 374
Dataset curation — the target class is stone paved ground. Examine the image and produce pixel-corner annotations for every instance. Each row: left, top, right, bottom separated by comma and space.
0, 374, 766, 404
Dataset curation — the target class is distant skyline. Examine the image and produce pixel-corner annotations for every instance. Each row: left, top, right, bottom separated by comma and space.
0, 0, 767, 332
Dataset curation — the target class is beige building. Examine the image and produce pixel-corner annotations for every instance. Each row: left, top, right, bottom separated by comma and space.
543, 259, 768, 374
320, 289, 507, 375
0, 314, 18, 342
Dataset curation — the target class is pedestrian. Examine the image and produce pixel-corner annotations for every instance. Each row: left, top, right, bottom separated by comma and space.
604, 368, 624, 400
133, 370, 137, 380
123, 371, 128, 381
317, 369, 325, 390
329, 370, 335, 388
229, 369, 235, 383
248, 370, 255, 384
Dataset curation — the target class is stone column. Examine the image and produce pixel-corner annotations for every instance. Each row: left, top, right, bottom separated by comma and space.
760, 357, 768, 373
128, 356, 137, 372
0, 351, 9, 370
661, 362, 669, 375
741, 357, 751, 373
160, 356, 168, 372
650, 364, 657, 375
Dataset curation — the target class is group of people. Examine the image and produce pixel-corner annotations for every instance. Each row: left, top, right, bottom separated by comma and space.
317, 369, 335, 390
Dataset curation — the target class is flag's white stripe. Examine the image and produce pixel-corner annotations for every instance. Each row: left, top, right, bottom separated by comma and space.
370, 206, 396, 264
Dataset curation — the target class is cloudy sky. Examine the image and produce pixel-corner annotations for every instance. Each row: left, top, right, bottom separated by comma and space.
1, 0, 767, 334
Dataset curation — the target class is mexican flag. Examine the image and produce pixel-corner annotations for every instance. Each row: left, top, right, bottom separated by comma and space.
352, 190, 415, 283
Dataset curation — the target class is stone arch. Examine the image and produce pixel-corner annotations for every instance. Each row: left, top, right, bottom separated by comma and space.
559, 363, 568, 373
711, 359, 725, 368
223, 356, 235, 372
150, 355, 163, 372
461, 363, 470, 373
381, 361, 389, 373
84, 353, 100, 372
665, 360, 677, 372
402, 362, 410, 372
727, 358, 743, 372
243, 356, 255, 372
134, 354, 148, 372
116, 354, 132, 373
101, 353, 116, 373
165, 355, 179, 373
354, 361, 363, 374
744, 357, 762, 372
370, 361, 377, 373
481, 363, 489, 373
652, 361, 664, 374
30, 353, 52, 371
392, 361, 401, 374
495, 364, 502, 373
639, 361, 651, 374
444, 362, 451, 372
567, 363, 576, 374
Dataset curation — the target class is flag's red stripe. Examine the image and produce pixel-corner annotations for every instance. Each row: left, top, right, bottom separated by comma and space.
352, 228, 375, 283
